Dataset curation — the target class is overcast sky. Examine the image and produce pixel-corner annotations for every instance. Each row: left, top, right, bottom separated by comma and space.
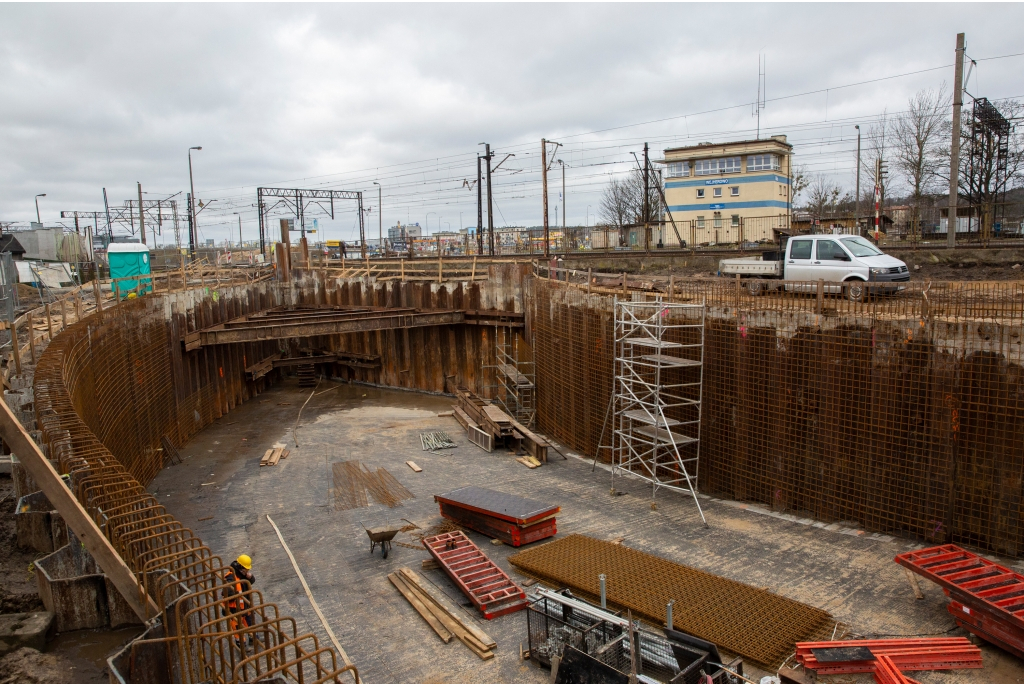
1, 3, 1022, 245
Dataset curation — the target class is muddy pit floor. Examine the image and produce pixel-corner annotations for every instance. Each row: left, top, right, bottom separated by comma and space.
148, 380, 1024, 684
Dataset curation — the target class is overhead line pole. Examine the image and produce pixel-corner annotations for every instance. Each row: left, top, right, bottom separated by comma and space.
476, 156, 483, 255
948, 32, 966, 248
137, 182, 146, 246
541, 139, 549, 258
485, 144, 494, 256
643, 142, 650, 254
855, 125, 862, 231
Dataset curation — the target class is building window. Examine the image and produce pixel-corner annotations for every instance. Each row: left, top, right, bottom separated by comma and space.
696, 216, 705, 229
713, 187, 722, 198
731, 214, 740, 228
696, 188, 705, 199
748, 154, 780, 171
713, 212, 722, 228
667, 161, 690, 178
694, 157, 742, 176
730, 186, 739, 197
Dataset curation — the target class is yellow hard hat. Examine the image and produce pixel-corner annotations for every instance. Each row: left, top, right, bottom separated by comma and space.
237, 554, 252, 570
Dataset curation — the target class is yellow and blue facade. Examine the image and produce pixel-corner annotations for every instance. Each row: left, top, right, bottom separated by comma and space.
657, 135, 793, 246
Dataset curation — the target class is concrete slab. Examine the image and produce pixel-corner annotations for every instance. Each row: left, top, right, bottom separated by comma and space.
0, 612, 55, 657
149, 380, 1024, 684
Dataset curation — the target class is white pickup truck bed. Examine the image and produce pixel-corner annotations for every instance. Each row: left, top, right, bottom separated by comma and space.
719, 257, 781, 277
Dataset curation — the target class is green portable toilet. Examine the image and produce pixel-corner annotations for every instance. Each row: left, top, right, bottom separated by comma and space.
107, 243, 152, 298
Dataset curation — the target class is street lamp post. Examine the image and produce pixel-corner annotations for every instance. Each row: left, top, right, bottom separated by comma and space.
373, 181, 382, 257
855, 125, 861, 232
188, 146, 202, 258
34, 194, 46, 224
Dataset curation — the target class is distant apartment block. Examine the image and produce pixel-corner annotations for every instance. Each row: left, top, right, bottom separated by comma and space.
658, 135, 793, 246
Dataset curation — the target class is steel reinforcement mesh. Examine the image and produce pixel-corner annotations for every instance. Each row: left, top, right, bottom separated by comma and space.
533, 276, 1024, 557
509, 534, 836, 668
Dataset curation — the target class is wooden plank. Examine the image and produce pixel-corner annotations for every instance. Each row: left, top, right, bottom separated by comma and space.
399, 567, 496, 649
516, 457, 539, 469
406, 461, 422, 473
452, 406, 478, 431
280, 449, 290, 460
260, 449, 274, 466
0, 396, 159, 621
268, 448, 284, 466
388, 573, 452, 643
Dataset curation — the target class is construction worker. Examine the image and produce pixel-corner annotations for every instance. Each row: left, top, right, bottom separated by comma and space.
222, 554, 256, 648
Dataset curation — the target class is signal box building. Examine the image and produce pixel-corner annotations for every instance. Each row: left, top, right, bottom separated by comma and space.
658, 135, 793, 246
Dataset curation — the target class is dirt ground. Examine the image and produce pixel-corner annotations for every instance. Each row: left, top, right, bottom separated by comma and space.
563, 246, 1024, 282
0, 476, 142, 683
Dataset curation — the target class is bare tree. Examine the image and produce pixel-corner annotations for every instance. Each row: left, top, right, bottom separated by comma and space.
892, 86, 949, 237
790, 165, 810, 206
804, 174, 850, 218
597, 169, 663, 228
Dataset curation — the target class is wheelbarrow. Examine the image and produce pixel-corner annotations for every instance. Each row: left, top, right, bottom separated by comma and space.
360, 520, 402, 559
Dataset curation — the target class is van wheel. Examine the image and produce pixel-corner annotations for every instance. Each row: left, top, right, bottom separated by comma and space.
845, 281, 868, 302
747, 280, 764, 296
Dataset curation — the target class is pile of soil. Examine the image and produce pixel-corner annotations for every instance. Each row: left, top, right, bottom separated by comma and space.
0, 647, 73, 684
0, 478, 44, 615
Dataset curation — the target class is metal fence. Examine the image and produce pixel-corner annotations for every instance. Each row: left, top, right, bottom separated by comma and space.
531, 274, 1024, 557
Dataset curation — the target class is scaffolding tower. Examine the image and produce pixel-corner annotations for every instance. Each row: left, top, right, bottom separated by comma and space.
610, 297, 706, 525
489, 327, 536, 428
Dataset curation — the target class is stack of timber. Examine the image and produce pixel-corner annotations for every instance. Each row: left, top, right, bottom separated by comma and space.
260, 446, 290, 466
450, 385, 547, 460
434, 486, 558, 546
388, 567, 496, 659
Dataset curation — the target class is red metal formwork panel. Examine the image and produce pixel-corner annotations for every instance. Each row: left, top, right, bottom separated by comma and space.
422, 530, 528, 619
897, 544, 1024, 653
795, 638, 981, 675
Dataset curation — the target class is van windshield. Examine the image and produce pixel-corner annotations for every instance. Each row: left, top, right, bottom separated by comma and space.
840, 237, 883, 257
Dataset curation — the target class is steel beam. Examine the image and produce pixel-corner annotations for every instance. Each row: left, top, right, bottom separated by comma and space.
187, 309, 465, 348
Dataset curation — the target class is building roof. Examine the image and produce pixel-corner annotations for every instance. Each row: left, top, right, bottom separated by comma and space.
661, 135, 792, 157
0, 234, 26, 255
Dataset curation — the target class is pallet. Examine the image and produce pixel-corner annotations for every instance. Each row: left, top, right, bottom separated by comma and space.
422, 530, 528, 619
897, 544, 1024, 658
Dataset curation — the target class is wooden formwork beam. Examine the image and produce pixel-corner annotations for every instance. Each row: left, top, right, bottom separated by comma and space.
0, 400, 160, 621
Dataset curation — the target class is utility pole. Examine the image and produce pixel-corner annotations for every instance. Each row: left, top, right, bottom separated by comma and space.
237, 214, 243, 249
374, 181, 382, 257
948, 32, 966, 248
874, 158, 882, 243
541, 139, 549, 258
102, 188, 112, 244
485, 144, 494, 255
643, 142, 650, 253
187, 193, 195, 257
188, 146, 202, 258
476, 155, 483, 255
137, 182, 146, 246
855, 125, 862, 230
560, 160, 566, 231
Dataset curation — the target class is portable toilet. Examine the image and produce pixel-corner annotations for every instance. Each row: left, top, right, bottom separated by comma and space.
107, 243, 152, 298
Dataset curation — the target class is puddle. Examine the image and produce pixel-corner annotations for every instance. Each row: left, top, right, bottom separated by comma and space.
47, 625, 143, 682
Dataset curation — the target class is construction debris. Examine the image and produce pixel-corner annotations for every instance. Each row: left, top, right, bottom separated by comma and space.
406, 461, 422, 472
420, 431, 457, 452
434, 486, 558, 547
